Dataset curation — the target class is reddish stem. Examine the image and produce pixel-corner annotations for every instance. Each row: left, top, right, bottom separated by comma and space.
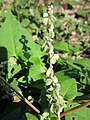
60, 101, 90, 118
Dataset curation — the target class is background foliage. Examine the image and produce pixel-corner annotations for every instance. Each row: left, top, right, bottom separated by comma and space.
0, 0, 90, 120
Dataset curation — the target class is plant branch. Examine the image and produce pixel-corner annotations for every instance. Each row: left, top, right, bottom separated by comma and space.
60, 101, 90, 118
0, 76, 40, 114
35, 0, 49, 12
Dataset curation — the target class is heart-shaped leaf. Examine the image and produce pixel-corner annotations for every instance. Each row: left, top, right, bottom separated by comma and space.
0, 10, 46, 81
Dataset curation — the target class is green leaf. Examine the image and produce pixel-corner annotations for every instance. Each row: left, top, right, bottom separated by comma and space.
28, 64, 46, 81
30, 23, 39, 31
53, 42, 71, 53
54, 41, 82, 54
69, 0, 80, 6
65, 102, 90, 120
55, 69, 78, 82
60, 79, 77, 100
0, 10, 46, 81
8, 62, 21, 79
28, 55, 46, 81
70, 44, 83, 53
0, 10, 45, 59
19, 9, 30, 17
76, 9, 90, 16
82, 24, 90, 32
25, 113, 38, 120
21, 18, 30, 27
0, 10, 32, 58
75, 92, 90, 102
55, 70, 77, 101
10, 79, 21, 93
55, 70, 71, 81
74, 58, 90, 70
66, 58, 81, 71
82, 72, 90, 85
17, 76, 25, 83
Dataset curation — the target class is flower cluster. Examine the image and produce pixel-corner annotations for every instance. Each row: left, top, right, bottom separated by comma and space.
41, 4, 66, 120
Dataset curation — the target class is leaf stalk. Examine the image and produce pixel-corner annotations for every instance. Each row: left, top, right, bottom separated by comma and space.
60, 101, 90, 118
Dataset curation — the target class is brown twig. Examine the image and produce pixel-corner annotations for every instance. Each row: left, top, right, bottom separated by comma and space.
35, 0, 44, 12
60, 101, 90, 118
0, 76, 40, 114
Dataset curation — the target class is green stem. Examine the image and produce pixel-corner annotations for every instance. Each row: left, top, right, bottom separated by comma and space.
0, 76, 40, 114
60, 101, 90, 118
57, 114, 60, 120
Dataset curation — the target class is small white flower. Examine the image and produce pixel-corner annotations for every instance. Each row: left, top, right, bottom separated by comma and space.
49, 29, 54, 38
49, 38, 53, 42
29, 8, 34, 16
51, 31, 54, 38
48, 19, 52, 25
43, 18, 49, 25
48, 5, 54, 15
46, 67, 51, 77
40, 111, 49, 120
44, 45, 49, 52
50, 103, 54, 113
49, 46, 54, 54
33, 35, 39, 41
46, 78, 52, 85
56, 83, 61, 91
51, 24, 54, 30
50, 54, 59, 64
47, 86, 54, 91
43, 13, 48, 17
52, 76, 58, 83
46, 94, 52, 99
45, 35, 49, 40
46, 66, 54, 77
54, 54, 59, 60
